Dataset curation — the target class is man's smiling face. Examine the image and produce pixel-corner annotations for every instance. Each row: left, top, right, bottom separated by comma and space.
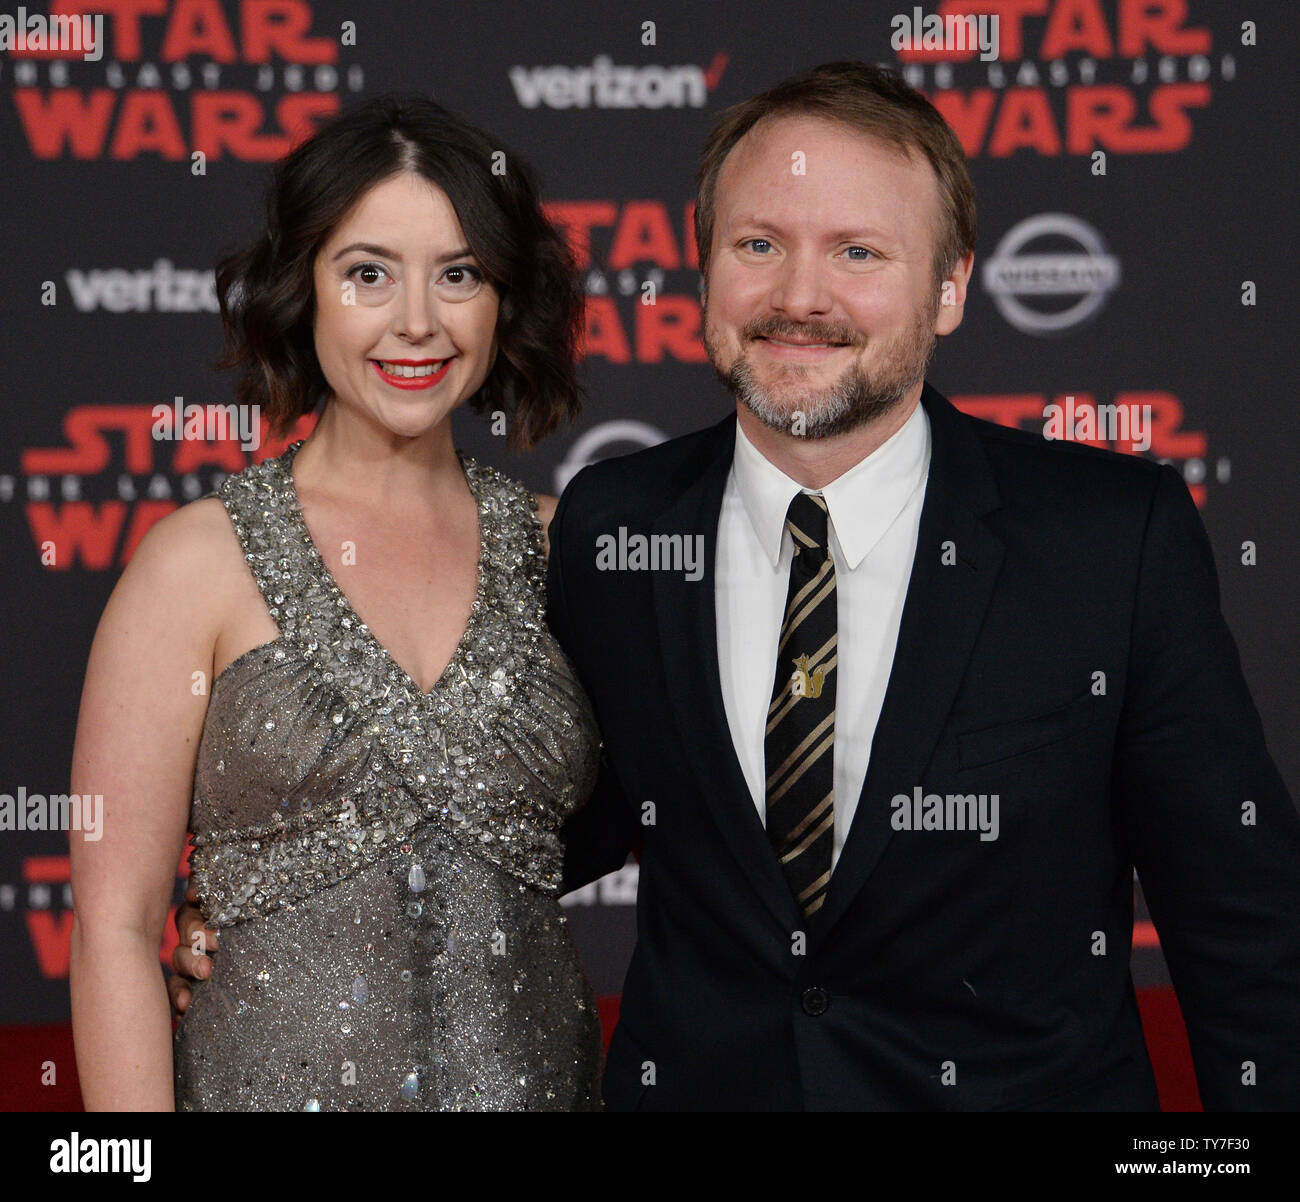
702, 113, 965, 439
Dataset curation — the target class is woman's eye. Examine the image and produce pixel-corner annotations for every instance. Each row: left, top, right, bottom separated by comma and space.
347, 262, 390, 286
439, 264, 484, 293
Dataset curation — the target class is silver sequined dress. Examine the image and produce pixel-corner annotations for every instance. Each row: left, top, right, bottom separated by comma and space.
172, 440, 605, 1111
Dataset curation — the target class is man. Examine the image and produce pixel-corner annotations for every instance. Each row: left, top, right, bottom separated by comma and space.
173, 62, 1300, 1110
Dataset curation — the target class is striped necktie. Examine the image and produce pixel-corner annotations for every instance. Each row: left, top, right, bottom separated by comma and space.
764, 491, 837, 920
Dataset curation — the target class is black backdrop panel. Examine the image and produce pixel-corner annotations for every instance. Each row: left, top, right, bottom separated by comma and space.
1, 1, 1295, 1025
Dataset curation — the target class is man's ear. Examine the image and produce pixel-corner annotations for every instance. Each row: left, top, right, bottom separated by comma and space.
935, 251, 975, 336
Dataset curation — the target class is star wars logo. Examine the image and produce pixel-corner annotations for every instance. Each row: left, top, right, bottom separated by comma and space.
545, 199, 708, 366
6, 0, 358, 161
8, 407, 315, 570
895, 0, 1234, 157
952, 390, 1223, 506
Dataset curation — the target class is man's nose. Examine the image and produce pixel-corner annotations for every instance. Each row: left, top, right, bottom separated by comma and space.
768, 251, 834, 320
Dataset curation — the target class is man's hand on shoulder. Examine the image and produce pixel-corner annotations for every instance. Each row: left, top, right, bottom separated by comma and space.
169, 884, 219, 1015
535, 493, 558, 560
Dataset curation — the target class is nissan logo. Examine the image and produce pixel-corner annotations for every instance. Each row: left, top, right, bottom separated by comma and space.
982, 213, 1121, 336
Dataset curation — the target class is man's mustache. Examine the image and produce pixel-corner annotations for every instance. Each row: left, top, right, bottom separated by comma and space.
741, 319, 864, 346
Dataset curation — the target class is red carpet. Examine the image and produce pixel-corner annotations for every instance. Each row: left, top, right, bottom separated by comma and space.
1, 987, 1200, 1111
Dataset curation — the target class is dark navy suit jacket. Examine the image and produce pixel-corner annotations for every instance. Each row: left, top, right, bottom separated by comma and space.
549, 381, 1300, 1111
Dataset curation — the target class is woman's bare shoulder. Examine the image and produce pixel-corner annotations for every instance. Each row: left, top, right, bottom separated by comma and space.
131, 494, 231, 562
121, 495, 246, 606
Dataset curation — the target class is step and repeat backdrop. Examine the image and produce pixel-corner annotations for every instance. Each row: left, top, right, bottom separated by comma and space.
1, 1, 1296, 1031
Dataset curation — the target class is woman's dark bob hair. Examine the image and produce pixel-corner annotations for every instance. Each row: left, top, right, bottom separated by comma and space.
215, 93, 583, 451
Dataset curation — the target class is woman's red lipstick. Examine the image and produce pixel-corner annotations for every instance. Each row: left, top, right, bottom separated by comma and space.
370, 357, 454, 390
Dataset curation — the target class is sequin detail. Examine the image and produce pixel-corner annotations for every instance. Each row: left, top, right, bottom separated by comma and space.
188, 440, 599, 925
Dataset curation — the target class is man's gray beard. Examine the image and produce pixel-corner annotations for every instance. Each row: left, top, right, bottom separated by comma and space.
707, 302, 939, 440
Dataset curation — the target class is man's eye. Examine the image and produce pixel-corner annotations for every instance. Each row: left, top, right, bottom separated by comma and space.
743, 238, 773, 254
844, 246, 873, 261
347, 262, 391, 286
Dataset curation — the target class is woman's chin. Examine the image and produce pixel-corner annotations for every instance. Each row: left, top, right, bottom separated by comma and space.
361, 398, 457, 441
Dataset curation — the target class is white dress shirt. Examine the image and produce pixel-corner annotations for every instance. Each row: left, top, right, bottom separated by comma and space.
715, 401, 932, 870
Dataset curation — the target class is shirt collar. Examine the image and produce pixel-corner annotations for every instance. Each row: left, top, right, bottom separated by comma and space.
730, 400, 931, 570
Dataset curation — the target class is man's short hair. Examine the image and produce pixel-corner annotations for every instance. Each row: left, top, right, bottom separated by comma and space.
695, 61, 977, 291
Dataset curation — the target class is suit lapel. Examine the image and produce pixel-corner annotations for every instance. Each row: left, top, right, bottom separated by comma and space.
650, 415, 801, 930
815, 384, 1006, 939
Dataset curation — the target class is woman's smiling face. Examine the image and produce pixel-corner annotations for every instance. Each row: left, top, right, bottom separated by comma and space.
311, 171, 500, 440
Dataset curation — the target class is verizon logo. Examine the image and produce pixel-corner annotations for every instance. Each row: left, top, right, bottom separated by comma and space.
64, 260, 217, 312
509, 51, 728, 109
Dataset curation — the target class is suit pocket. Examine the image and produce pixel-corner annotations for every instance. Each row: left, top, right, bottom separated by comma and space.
992, 1052, 1148, 1111
957, 688, 1096, 771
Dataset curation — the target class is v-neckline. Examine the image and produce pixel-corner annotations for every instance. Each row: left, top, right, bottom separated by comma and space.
279, 439, 486, 700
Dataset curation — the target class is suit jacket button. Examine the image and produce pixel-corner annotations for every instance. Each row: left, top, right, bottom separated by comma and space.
802, 987, 830, 1016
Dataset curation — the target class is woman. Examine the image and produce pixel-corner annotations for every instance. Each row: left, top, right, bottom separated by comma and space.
69, 95, 604, 1111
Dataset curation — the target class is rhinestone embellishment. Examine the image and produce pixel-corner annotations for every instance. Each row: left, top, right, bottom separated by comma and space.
188, 442, 599, 925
